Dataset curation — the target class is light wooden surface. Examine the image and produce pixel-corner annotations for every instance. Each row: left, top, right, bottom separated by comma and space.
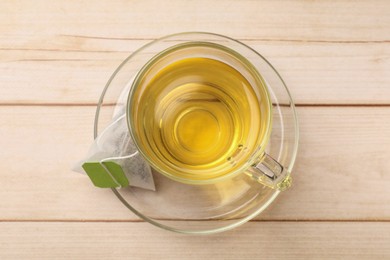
1, 0, 389, 259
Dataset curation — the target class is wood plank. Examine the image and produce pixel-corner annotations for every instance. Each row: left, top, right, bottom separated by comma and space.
1, 0, 389, 44
0, 0, 389, 105
0, 106, 389, 221
0, 42, 389, 105
0, 222, 389, 259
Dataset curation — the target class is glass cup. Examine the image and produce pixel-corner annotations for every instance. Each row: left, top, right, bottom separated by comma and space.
95, 32, 299, 234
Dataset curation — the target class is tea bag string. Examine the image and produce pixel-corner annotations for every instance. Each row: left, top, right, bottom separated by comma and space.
96, 113, 137, 188
99, 151, 139, 188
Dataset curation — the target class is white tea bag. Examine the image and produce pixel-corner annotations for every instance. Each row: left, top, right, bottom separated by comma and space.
73, 111, 155, 191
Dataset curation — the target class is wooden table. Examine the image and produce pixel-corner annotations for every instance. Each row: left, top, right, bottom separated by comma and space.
1, 1, 389, 259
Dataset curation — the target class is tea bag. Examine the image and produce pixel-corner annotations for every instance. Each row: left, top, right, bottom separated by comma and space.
73, 110, 155, 191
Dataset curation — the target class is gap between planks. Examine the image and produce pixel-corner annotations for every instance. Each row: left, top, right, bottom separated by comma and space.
28, 34, 390, 44
1, 103, 390, 107
0, 219, 389, 223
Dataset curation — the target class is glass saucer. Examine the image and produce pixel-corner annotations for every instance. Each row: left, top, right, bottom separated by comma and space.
94, 32, 299, 234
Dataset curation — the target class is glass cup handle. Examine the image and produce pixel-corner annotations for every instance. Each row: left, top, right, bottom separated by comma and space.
246, 153, 292, 191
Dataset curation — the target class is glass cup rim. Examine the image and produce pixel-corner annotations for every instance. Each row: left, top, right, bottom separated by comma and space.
126, 39, 273, 185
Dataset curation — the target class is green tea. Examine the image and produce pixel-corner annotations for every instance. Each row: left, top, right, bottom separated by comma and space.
130, 54, 271, 183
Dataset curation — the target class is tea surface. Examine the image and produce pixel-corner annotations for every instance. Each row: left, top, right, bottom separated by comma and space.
130, 56, 270, 181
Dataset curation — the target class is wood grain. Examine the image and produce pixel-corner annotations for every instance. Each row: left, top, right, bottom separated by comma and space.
0, 222, 389, 259
1, 0, 389, 43
1, 0, 390, 257
0, 0, 389, 105
1, 106, 389, 221
1, 42, 389, 105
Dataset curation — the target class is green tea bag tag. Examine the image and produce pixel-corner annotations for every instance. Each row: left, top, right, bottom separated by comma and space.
82, 161, 129, 188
